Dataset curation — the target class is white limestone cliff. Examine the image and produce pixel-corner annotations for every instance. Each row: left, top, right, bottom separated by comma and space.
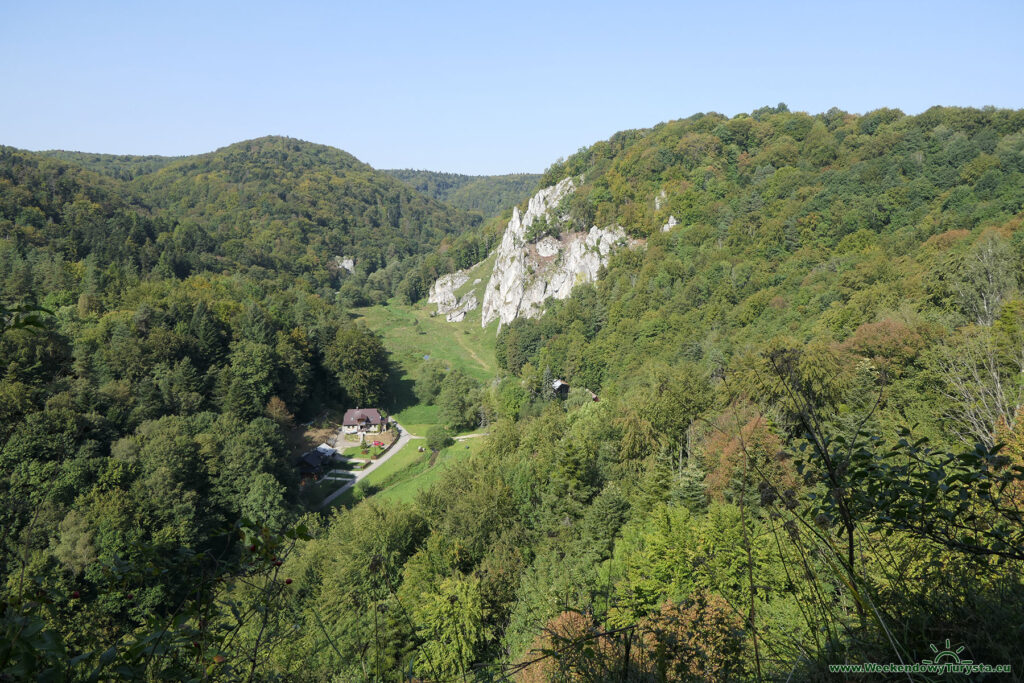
333, 256, 355, 273
445, 292, 478, 322
426, 177, 635, 330
428, 270, 479, 322
428, 271, 469, 315
479, 177, 628, 330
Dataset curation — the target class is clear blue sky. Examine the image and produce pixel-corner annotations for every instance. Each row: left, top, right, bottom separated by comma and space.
3, 0, 1023, 174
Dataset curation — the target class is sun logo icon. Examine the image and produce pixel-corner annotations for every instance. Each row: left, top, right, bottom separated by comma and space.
922, 639, 973, 665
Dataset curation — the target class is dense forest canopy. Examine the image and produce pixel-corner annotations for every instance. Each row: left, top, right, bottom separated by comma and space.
4, 106, 1024, 680
130, 137, 486, 293
499, 105, 1024, 442
0, 138, 430, 678
7, 138, 495, 306
37, 151, 183, 182
383, 169, 542, 219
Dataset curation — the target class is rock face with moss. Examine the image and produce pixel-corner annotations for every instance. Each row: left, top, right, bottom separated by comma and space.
479, 178, 627, 330
444, 291, 478, 322
429, 271, 469, 314
428, 270, 479, 322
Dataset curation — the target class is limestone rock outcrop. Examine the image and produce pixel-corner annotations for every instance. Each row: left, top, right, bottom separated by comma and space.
480, 178, 628, 330
428, 272, 469, 315
427, 176, 634, 330
445, 292, 478, 322
428, 271, 478, 322
655, 189, 667, 211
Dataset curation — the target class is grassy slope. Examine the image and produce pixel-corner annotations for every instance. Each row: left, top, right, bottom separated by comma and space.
324, 439, 425, 510
331, 280, 498, 508
353, 261, 497, 434
329, 437, 486, 509
376, 437, 485, 504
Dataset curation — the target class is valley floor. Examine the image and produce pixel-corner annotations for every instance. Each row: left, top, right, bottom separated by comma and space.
302, 300, 498, 509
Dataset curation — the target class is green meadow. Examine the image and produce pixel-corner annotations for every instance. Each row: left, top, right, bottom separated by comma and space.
352, 291, 498, 434
374, 437, 485, 504
327, 436, 486, 510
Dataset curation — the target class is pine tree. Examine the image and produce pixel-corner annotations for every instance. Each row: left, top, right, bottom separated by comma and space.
670, 457, 709, 512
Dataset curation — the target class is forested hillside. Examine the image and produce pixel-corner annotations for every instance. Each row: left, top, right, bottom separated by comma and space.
38, 150, 182, 181
3, 106, 1024, 681
267, 106, 1024, 680
384, 169, 541, 218
130, 137, 486, 300
501, 104, 1024, 446
0, 140, 475, 679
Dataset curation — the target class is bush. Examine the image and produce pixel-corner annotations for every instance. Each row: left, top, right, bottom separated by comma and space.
437, 369, 481, 431
414, 359, 449, 404
426, 425, 453, 452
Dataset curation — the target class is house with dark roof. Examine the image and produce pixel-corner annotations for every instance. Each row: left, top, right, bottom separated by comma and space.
342, 408, 385, 434
298, 450, 327, 477
552, 379, 570, 399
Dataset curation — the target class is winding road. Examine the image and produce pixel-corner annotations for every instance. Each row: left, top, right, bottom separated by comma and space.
317, 422, 420, 510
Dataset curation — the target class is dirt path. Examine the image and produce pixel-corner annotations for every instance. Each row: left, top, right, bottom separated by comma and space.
455, 332, 490, 372
454, 432, 487, 441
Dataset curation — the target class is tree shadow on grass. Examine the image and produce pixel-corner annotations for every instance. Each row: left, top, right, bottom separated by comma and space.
383, 353, 417, 415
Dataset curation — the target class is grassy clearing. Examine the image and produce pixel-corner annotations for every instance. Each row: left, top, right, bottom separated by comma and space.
300, 476, 352, 508
453, 253, 495, 302
359, 440, 425, 487
353, 297, 498, 438
342, 444, 385, 459
393, 404, 439, 437
326, 436, 487, 510
375, 437, 486, 505
353, 299, 498, 386
322, 291, 497, 511
325, 436, 427, 510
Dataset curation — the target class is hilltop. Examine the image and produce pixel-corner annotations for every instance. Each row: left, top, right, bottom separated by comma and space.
383, 168, 541, 218
130, 136, 482, 286
38, 150, 183, 180
14, 137, 488, 305
486, 105, 1024, 438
